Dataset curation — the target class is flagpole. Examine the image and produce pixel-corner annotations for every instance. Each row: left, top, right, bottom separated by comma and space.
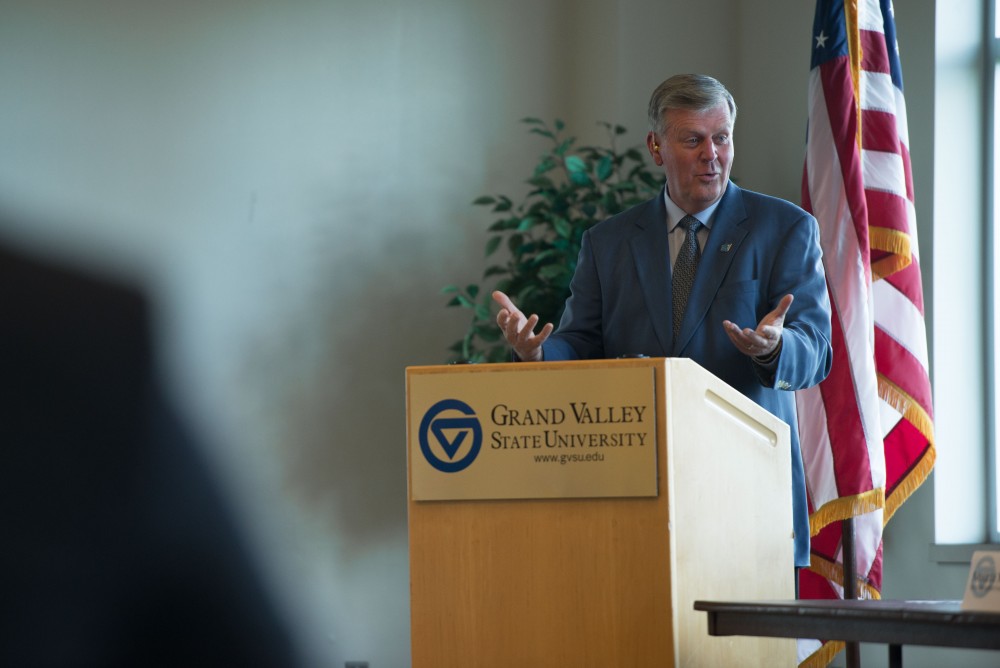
843, 517, 860, 667
842, 517, 856, 599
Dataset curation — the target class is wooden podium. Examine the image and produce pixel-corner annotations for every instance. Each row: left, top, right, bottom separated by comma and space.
405, 357, 795, 667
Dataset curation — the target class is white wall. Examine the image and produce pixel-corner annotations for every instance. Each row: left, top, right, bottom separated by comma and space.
0, 1, 976, 667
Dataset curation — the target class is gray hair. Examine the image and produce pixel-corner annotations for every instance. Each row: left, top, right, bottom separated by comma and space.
647, 74, 738, 135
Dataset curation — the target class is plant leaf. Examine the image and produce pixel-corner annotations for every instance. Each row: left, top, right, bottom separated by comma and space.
477, 327, 503, 343
534, 156, 558, 176
539, 264, 569, 280
554, 138, 575, 157
596, 155, 614, 181
507, 233, 524, 254
564, 155, 587, 173
527, 176, 555, 189
553, 218, 572, 238
485, 236, 502, 256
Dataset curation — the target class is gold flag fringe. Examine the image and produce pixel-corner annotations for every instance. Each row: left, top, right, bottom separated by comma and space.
809, 488, 884, 538
885, 445, 936, 524
808, 553, 882, 600
872, 254, 910, 281
877, 376, 933, 442
800, 640, 846, 668
869, 226, 912, 281
876, 375, 936, 524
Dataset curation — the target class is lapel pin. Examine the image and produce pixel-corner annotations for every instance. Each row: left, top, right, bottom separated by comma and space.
720, 243, 733, 252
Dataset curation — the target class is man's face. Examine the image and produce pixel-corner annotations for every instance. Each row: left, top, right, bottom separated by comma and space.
646, 103, 734, 213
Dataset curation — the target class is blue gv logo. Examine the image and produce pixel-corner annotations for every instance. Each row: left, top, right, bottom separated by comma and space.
419, 399, 483, 473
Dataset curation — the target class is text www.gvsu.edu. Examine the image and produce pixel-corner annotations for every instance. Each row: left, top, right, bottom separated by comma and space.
534, 452, 606, 465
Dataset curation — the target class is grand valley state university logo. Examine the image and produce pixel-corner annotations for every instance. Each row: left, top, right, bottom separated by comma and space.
419, 399, 483, 473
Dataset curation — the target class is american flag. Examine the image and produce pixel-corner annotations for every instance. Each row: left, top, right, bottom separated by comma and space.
796, 0, 935, 664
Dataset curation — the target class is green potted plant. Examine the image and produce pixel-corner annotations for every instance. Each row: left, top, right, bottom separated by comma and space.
443, 118, 662, 362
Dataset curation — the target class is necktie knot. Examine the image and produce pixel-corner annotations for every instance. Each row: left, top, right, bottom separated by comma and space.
679, 216, 703, 236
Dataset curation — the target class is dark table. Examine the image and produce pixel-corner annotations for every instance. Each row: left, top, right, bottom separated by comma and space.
694, 599, 1000, 668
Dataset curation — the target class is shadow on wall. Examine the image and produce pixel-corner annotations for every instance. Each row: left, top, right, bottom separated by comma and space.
271, 215, 478, 554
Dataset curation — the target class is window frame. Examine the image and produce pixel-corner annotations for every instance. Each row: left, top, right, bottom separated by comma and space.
989, 0, 999, 544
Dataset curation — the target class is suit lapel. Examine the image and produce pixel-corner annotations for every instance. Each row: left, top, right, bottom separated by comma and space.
629, 192, 673, 355
674, 184, 748, 354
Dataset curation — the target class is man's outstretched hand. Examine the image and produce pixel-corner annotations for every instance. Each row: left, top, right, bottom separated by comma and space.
492, 290, 554, 362
723, 293, 793, 360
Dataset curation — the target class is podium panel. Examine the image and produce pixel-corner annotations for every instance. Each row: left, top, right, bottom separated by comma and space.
409, 362, 658, 500
406, 357, 795, 667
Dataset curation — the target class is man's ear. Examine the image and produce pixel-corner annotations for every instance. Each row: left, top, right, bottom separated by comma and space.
646, 132, 663, 165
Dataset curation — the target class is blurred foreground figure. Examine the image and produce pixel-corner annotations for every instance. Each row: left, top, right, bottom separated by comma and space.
0, 239, 299, 666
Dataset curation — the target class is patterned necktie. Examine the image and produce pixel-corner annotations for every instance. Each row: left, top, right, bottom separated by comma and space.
672, 215, 703, 338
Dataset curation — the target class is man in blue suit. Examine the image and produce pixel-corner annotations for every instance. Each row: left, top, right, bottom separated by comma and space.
493, 73, 832, 570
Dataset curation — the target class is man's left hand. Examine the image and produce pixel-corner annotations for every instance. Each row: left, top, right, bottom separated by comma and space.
723, 293, 793, 360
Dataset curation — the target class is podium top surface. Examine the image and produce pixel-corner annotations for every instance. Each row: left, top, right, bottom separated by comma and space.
407, 356, 681, 373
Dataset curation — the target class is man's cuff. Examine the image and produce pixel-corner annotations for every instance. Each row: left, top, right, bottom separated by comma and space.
752, 338, 782, 369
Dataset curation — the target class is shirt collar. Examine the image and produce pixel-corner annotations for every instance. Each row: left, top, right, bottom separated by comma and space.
663, 189, 722, 233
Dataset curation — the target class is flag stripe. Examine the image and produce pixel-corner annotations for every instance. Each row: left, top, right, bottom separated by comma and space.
866, 190, 914, 247
883, 418, 928, 493
873, 280, 931, 370
878, 397, 903, 438
862, 111, 903, 154
882, 260, 924, 311
799, 385, 840, 507
860, 32, 891, 76
820, 315, 876, 496
862, 150, 907, 199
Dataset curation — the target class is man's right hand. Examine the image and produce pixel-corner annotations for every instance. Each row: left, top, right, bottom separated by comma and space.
492, 290, 554, 362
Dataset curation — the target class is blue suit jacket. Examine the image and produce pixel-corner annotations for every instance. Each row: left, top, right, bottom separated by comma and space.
542, 183, 833, 567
